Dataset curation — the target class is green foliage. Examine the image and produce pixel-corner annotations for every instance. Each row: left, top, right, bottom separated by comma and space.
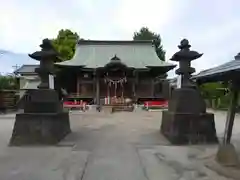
199, 82, 226, 99
0, 75, 18, 90
217, 92, 231, 109
133, 27, 166, 61
51, 29, 80, 61
198, 82, 230, 109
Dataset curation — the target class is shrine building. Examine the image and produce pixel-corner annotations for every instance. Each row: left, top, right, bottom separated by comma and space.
15, 40, 176, 106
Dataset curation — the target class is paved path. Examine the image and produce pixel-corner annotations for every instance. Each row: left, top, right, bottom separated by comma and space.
0, 110, 239, 180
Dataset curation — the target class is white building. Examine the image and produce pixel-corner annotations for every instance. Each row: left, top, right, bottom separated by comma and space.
14, 65, 40, 98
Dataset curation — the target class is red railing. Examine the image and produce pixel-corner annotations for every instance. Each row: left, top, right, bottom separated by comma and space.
143, 100, 168, 108
63, 100, 87, 108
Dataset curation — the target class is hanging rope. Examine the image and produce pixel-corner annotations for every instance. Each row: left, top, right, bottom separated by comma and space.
104, 75, 127, 98
104, 76, 127, 85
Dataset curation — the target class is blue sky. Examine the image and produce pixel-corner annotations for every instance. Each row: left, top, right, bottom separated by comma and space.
0, 0, 240, 75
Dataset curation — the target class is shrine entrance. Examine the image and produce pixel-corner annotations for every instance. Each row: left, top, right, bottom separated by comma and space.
97, 55, 134, 109
104, 72, 127, 98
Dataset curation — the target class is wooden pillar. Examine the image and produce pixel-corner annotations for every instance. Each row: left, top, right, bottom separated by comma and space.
216, 80, 240, 166
132, 79, 135, 97
135, 71, 138, 101
96, 78, 100, 105
223, 81, 239, 144
77, 76, 80, 95
162, 80, 170, 99
151, 79, 155, 97
95, 70, 100, 108
132, 70, 136, 99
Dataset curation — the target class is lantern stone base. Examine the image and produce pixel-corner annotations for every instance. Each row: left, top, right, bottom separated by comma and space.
9, 112, 71, 146
9, 89, 71, 146
161, 111, 218, 144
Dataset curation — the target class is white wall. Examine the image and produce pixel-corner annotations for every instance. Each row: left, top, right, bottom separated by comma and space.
19, 75, 39, 98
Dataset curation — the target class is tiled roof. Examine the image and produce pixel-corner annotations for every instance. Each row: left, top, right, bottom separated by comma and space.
14, 65, 39, 75
193, 53, 240, 81
56, 40, 175, 69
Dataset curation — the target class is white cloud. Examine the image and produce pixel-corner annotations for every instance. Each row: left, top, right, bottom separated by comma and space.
0, 0, 240, 76
114, 0, 175, 34
0, 0, 179, 52
0, 1, 85, 53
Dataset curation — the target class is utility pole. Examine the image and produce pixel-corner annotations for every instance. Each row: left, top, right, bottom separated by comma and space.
12, 64, 20, 71
12, 64, 20, 76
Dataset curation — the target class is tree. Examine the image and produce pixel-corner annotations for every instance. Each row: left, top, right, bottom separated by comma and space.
198, 82, 228, 109
51, 29, 80, 61
0, 75, 18, 90
133, 27, 166, 61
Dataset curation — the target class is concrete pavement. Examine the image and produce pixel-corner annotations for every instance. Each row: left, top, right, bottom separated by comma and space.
0, 110, 239, 180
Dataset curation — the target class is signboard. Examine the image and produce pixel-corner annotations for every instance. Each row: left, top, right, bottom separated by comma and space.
49, 74, 54, 89
176, 75, 182, 88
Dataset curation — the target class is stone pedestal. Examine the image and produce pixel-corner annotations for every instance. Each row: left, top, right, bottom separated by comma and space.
160, 39, 218, 144
161, 111, 217, 144
10, 89, 71, 145
10, 112, 70, 145
161, 88, 218, 144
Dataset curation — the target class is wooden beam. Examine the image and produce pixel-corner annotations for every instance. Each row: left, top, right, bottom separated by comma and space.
79, 80, 94, 84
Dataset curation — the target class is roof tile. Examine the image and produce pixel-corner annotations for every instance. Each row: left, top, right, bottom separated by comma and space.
56, 40, 175, 69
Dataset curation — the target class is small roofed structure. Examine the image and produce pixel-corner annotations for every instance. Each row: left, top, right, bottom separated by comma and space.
194, 52, 240, 166
194, 53, 240, 83
55, 40, 176, 109
14, 65, 39, 76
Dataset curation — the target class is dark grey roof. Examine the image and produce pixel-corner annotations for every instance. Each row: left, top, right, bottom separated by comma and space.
56, 40, 175, 69
193, 54, 240, 82
14, 65, 39, 75
194, 60, 240, 78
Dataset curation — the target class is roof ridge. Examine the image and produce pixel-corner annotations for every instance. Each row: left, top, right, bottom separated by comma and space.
78, 40, 154, 45
21, 64, 39, 66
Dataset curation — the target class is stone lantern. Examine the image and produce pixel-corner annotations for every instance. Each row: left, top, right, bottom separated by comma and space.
160, 39, 218, 144
29, 39, 57, 89
172, 39, 202, 88
10, 39, 71, 145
